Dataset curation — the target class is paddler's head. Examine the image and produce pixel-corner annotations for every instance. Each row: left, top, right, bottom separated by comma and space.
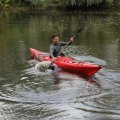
52, 34, 59, 45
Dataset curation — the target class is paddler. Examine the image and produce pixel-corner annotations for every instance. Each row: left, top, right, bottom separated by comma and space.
49, 34, 74, 59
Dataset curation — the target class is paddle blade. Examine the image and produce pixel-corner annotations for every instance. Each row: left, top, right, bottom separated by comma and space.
35, 61, 51, 72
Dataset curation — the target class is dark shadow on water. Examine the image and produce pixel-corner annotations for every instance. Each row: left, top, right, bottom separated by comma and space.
52, 69, 101, 87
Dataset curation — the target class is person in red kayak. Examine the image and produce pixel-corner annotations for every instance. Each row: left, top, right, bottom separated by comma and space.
50, 34, 74, 58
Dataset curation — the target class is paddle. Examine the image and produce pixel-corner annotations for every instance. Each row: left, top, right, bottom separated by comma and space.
48, 24, 85, 70
35, 24, 85, 72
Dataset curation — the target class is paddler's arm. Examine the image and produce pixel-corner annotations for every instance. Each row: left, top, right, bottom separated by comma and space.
49, 45, 57, 60
60, 37, 74, 46
49, 45, 54, 58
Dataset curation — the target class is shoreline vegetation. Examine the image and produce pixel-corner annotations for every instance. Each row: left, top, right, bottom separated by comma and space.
0, 0, 120, 12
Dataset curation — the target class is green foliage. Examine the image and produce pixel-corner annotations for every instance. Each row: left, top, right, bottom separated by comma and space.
113, 0, 120, 6
28, 0, 61, 8
60, 0, 114, 7
0, 0, 120, 9
0, 0, 12, 7
28, 0, 116, 8
12, 0, 32, 6
0, 0, 32, 6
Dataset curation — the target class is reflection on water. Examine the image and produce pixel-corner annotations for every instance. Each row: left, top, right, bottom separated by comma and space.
0, 11, 120, 120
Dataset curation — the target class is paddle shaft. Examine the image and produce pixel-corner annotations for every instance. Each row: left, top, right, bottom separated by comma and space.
57, 23, 85, 55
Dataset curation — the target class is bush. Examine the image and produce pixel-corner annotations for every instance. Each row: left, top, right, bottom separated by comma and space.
0, 0, 119, 9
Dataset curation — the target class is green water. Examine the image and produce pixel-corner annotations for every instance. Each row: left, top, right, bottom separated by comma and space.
0, 10, 120, 120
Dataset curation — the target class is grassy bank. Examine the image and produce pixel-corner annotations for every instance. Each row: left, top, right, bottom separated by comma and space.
0, 0, 120, 12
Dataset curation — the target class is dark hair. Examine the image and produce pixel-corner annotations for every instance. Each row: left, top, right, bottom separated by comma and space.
52, 34, 58, 39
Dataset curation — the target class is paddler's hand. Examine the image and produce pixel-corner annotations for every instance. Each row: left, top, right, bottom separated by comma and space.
52, 57, 56, 60
70, 37, 74, 43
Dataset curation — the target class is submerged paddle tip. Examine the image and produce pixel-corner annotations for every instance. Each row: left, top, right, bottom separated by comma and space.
48, 65, 55, 71
35, 61, 55, 72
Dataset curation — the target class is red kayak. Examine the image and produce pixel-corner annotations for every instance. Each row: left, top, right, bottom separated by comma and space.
29, 48, 102, 76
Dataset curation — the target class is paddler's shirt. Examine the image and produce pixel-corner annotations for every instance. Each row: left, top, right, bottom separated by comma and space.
50, 41, 72, 58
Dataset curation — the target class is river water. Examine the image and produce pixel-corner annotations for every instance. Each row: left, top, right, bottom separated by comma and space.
0, 10, 120, 120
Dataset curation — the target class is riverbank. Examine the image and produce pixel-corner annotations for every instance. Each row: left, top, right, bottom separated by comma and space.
0, 5, 120, 14
0, 0, 120, 13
